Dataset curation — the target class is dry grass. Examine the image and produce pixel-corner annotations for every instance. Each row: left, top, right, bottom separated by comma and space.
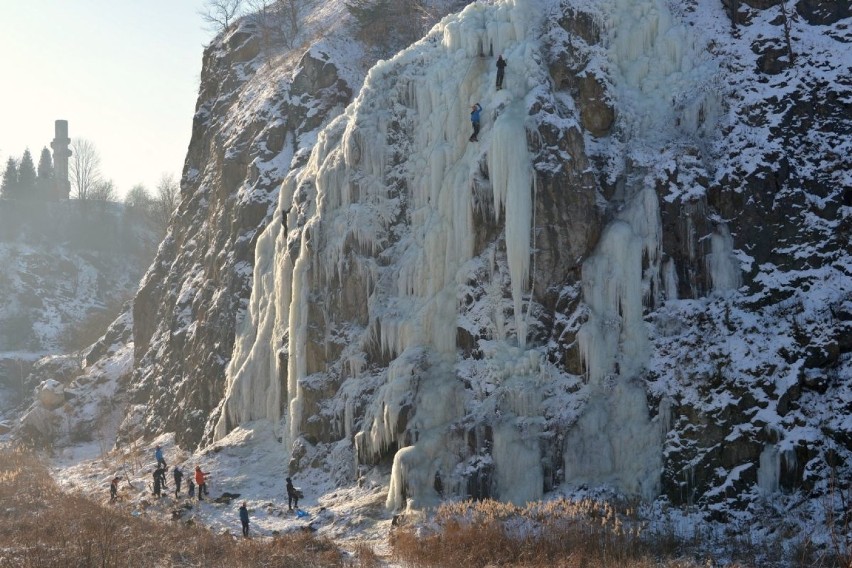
0, 447, 349, 568
392, 498, 668, 568
390, 498, 835, 568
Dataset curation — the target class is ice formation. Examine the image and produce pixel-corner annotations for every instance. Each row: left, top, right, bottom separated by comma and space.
217, 0, 547, 509
563, 0, 721, 498
707, 224, 742, 293
216, 0, 726, 509
757, 443, 780, 495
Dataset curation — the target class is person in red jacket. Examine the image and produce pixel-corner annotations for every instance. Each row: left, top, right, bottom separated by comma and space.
194, 466, 210, 501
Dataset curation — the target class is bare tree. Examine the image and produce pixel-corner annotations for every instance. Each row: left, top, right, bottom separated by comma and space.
125, 183, 152, 216
89, 179, 118, 202
779, 0, 795, 64
245, 0, 301, 49
153, 173, 180, 233
70, 139, 102, 201
278, 0, 301, 46
200, 0, 244, 33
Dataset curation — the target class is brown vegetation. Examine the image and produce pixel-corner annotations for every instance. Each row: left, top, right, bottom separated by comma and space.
0, 447, 356, 567
390, 498, 839, 568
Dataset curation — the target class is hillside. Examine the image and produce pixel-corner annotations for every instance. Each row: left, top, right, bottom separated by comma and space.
0, 200, 157, 422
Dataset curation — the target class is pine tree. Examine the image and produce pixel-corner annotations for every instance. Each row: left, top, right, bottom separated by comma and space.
0, 157, 18, 199
17, 149, 37, 200
37, 147, 54, 200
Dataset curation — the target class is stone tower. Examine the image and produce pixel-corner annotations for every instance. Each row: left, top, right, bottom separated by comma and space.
50, 120, 72, 200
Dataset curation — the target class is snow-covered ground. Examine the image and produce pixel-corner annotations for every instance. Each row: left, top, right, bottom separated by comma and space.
56, 425, 397, 559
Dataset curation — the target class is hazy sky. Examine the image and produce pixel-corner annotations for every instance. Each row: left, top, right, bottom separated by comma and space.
0, 1, 212, 198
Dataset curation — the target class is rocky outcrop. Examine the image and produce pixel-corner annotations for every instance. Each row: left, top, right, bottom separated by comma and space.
119, 19, 358, 449
797, 0, 851, 25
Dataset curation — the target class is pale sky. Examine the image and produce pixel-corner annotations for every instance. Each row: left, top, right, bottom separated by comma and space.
0, 1, 212, 199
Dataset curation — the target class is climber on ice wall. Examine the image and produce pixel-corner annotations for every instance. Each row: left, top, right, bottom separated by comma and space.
470, 103, 482, 141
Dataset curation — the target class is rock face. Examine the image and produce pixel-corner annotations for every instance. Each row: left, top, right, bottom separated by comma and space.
119, 18, 357, 448
209, 0, 850, 516
15, 311, 134, 449
67, 0, 850, 523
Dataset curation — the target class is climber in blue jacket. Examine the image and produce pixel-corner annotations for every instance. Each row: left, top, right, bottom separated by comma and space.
470, 103, 482, 142
155, 445, 167, 469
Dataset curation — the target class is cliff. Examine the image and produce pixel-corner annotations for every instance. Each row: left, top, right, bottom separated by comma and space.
35, 0, 850, 530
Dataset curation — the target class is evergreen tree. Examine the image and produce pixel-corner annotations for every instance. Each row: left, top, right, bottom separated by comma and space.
17, 149, 37, 200
36, 147, 54, 200
0, 157, 18, 199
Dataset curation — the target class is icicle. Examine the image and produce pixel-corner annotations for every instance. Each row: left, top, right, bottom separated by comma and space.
488, 101, 533, 348
707, 224, 741, 293
493, 420, 543, 505
663, 258, 679, 301
757, 444, 780, 495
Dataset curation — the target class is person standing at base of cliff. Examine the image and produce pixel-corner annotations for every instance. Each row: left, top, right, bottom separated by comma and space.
470, 103, 482, 142
187, 477, 195, 498
173, 465, 184, 498
110, 476, 121, 502
239, 502, 250, 537
152, 468, 164, 497
286, 477, 299, 510
496, 55, 506, 90
195, 466, 210, 501
154, 445, 167, 470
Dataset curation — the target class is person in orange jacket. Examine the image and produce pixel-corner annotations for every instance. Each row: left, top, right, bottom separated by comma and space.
194, 466, 210, 501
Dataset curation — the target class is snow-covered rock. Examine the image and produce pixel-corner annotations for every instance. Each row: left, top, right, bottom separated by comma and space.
36, 379, 65, 410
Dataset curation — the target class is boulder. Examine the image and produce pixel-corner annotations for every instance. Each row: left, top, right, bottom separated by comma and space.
37, 379, 65, 410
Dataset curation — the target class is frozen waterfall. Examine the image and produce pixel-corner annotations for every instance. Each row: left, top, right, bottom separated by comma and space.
216, 0, 547, 510
563, 0, 722, 499
215, 0, 726, 509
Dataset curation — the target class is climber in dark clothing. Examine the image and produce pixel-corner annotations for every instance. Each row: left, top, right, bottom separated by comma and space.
153, 468, 165, 497
110, 476, 121, 502
239, 502, 250, 537
286, 477, 299, 510
434, 471, 444, 498
282, 207, 291, 232
496, 55, 506, 89
470, 103, 482, 142
173, 466, 184, 498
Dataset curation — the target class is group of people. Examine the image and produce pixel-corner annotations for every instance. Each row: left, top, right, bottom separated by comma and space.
469, 54, 508, 142
108, 444, 304, 539
148, 446, 211, 500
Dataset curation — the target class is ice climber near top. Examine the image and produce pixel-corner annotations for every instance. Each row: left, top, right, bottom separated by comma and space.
496, 54, 506, 89
470, 103, 482, 142
154, 444, 166, 469
239, 501, 250, 537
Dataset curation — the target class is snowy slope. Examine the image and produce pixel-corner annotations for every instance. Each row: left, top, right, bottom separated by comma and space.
0, 200, 156, 434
